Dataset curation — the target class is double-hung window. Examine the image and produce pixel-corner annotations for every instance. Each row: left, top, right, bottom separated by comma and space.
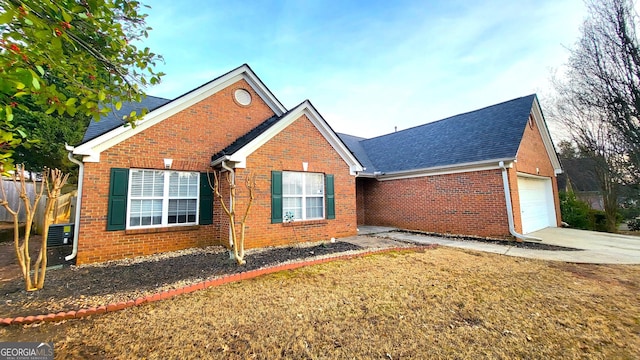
282, 171, 325, 221
127, 170, 199, 228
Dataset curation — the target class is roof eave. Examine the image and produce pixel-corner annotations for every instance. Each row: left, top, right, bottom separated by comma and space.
375, 158, 516, 181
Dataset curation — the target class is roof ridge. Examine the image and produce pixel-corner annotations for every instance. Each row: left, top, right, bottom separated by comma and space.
363, 94, 537, 142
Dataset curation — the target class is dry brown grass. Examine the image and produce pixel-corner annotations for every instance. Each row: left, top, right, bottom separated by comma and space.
2, 247, 639, 359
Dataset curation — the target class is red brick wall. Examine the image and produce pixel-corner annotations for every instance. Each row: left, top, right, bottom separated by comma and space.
77, 79, 277, 264
361, 170, 510, 238
221, 114, 358, 249
511, 115, 562, 231
356, 178, 366, 225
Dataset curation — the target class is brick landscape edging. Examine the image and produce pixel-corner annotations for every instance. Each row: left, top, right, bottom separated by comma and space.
0, 246, 434, 327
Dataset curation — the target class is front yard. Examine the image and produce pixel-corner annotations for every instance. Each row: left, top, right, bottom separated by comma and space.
1, 246, 639, 359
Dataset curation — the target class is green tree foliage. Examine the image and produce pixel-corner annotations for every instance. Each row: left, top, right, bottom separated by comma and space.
0, 0, 164, 169
559, 191, 592, 230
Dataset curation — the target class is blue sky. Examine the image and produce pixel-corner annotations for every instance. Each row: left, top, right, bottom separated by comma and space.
140, 0, 587, 139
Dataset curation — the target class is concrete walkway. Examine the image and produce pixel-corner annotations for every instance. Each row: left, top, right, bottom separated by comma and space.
345, 226, 640, 264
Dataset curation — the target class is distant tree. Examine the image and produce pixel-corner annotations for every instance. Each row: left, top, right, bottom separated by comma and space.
0, 0, 164, 169
557, 0, 640, 181
12, 107, 89, 180
550, 0, 640, 232
557, 140, 578, 159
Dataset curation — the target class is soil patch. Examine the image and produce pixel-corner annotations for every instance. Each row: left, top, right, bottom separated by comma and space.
0, 241, 363, 319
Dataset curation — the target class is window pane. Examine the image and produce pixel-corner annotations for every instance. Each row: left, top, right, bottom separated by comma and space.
305, 173, 324, 195
168, 199, 197, 224
283, 172, 302, 195
131, 170, 164, 198
169, 172, 198, 198
130, 199, 162, 226
306, 197, 324, 219
283, 197, 302, 221
130, 171, 143, 196
169, 172, 179, 196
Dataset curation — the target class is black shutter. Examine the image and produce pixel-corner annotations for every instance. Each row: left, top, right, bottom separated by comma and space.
325, 174, 335, 219
199, 173, 214, 225
271, 171, 283, 223
106, 168, 129, 231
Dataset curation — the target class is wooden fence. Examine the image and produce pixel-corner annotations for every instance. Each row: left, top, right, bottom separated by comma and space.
0, 180, 76, 234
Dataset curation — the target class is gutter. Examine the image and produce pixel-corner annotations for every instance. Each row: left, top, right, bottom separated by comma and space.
64, 144, 84, 261
498, 161, 542, 242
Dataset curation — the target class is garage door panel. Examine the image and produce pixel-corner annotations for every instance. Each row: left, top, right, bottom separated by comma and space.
518, 176, 556, 234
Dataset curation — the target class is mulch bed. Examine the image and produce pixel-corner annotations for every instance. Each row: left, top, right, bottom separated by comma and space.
0, 241, 363, 319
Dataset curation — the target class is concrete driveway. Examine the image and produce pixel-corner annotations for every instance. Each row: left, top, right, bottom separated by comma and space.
353, 226, 640, 264
525, 227, 640, 264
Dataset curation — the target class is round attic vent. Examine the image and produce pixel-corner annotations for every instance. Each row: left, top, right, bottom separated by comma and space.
234, 89, 252, 106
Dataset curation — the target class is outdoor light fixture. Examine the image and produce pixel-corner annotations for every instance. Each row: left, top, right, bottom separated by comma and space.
164, 158, 173, 169
303, 162, 308, 171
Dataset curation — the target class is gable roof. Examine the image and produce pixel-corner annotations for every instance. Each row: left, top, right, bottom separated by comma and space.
557, 157, 600, 192
211, 100, 363, 175
81, 95, 171, 143
71, 64, 286, 162
342, 94, 561, 178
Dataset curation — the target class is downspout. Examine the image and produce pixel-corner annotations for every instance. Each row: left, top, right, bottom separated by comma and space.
65, 144, 84, 261
499, 161, 542, 242
221, 161, 235, 253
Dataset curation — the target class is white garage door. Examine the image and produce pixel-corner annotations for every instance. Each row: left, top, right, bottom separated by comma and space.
517, 176, 557, 234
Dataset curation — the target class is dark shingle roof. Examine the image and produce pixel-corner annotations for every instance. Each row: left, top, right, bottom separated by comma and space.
343, 95, 537, 174
211, 113, 283, 162
81, 96, 171, 143
558, 157, 600, 192
337, 133, 376, 172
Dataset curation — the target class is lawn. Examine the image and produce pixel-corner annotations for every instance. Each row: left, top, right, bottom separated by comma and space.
1, 246, 639, 359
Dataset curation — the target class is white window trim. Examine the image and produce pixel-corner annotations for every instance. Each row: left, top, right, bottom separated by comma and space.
283, 171, 325, 221
126, 169, 200, 229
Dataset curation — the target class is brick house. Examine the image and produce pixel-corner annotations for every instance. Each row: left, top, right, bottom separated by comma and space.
66, 64, 561, 264
67, 64, 363, 264
339, 94, 562, 239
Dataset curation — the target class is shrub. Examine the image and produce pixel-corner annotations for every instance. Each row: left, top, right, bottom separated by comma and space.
559, 191, 591, 229
628, 218, 640, 231
589, 209, 609, 232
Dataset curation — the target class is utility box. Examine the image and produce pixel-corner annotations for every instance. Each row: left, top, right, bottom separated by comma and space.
47, 223, 74, 247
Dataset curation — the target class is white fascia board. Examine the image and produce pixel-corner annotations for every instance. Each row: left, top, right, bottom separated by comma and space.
531, 99, 563, 173
72, 65, 286, 162
376, 158, 515, 181
230, 101, 364, 175
516, 172, 553, 180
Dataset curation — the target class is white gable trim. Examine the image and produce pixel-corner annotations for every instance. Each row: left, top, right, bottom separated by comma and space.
212, 100, 364, 175
72, 65, 286, 162
530, 99, 562, 174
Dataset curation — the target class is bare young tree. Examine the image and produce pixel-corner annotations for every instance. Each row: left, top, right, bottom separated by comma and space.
208, 169, 256, 265
0, 166, 69, 290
